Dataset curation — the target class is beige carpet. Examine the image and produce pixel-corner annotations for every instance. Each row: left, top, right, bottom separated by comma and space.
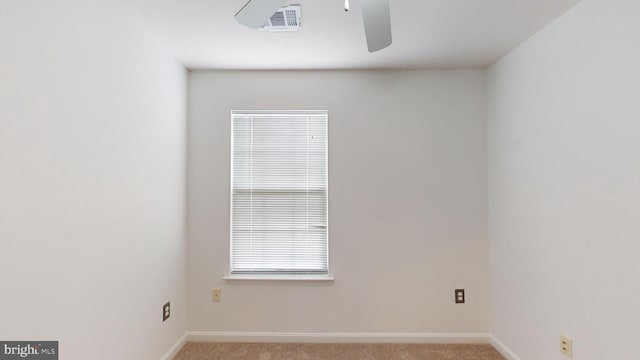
173, 342, 506, 360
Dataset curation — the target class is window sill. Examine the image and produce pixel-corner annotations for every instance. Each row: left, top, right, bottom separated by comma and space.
223, 273, 335, 282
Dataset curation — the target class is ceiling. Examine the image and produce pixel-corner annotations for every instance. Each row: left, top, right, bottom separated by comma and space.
124, 0, 581, 70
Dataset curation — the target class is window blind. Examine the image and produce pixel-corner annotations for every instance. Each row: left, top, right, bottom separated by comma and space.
231, 111, 328, 274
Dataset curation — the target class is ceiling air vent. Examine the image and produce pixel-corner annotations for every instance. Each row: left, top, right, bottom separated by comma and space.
259, 5, 301, 32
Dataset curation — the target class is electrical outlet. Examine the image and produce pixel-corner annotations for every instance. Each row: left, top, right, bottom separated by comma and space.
455, 289, 465, 304
162, 302, 170, 322
212, 288, 221, 302
560, 335, 572, 358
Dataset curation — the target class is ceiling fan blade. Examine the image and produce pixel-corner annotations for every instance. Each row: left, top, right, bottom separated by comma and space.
235, 0, 289, 29
361, 0, 392, 52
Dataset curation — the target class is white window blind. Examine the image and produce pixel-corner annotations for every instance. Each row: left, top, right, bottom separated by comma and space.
231, 111, 328, 274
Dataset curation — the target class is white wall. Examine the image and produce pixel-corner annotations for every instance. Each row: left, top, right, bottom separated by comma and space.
0, 1, 187, 359
188, 70, 488, 334
487, 0, 640, 359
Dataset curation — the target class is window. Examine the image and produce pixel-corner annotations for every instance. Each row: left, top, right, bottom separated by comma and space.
230, 110, 328, 276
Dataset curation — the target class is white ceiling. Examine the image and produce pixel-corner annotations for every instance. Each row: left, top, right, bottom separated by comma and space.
124, 0, 581, 70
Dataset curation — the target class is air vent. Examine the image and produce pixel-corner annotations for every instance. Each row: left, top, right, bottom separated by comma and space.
259, 5, 301, 32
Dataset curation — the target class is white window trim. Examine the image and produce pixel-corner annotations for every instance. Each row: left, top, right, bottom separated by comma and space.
223, 273, 335, 281
228, 110, 331, 280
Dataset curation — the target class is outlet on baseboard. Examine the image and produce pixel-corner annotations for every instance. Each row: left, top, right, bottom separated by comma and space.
163, 302, 170, 322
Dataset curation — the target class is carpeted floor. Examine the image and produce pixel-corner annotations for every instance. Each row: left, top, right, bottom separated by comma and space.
173, 342, 506, 360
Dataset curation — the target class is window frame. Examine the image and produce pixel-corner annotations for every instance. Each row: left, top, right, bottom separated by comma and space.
226, 110, 332, 281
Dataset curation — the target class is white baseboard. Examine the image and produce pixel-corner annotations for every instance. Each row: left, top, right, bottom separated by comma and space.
186, 331, 491, 344
161, 333, 188, 360
490, 335, 522, 360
